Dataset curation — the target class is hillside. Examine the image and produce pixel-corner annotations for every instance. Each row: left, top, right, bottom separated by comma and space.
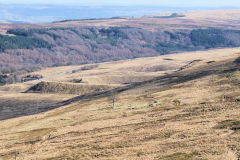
1, 9, 240, 160
1, 10, 240, 85
0, 48, 240, 159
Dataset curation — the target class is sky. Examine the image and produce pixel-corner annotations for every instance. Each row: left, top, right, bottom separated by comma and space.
0, 0, 240, 7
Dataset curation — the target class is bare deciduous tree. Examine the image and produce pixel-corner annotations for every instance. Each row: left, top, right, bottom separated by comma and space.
109, 91, 118, 109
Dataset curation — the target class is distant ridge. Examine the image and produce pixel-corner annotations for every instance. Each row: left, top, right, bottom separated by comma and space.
144, 12, 185, 18
52, 16, 130, 23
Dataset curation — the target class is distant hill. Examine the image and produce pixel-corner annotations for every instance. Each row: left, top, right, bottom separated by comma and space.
0, 4, 197, 23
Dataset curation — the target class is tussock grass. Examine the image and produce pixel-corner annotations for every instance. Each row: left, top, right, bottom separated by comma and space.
158, 152, 201, 160
0, 48, 240, 159
215, 120, 240, 133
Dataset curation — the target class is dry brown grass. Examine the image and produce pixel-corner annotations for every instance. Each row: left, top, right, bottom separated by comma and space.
2, 10, 240, 34
26, 81, 112, 95
52, 9, 240, 31
28, 48, 240, 86
0, 48, 240, 159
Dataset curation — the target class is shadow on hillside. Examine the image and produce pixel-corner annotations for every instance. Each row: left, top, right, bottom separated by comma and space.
0, 98, 60, 120
0, 57, 239, 121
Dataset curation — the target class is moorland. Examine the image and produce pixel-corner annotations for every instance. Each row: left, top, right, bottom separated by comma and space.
0, 10, 240, 160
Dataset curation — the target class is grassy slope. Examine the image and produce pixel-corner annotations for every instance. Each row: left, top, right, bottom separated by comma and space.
0, 48, 240, 159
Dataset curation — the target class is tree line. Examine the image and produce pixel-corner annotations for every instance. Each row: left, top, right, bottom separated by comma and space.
1, 27, 240, 85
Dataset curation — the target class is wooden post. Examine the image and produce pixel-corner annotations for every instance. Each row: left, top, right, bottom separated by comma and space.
15, 149, 17, 160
